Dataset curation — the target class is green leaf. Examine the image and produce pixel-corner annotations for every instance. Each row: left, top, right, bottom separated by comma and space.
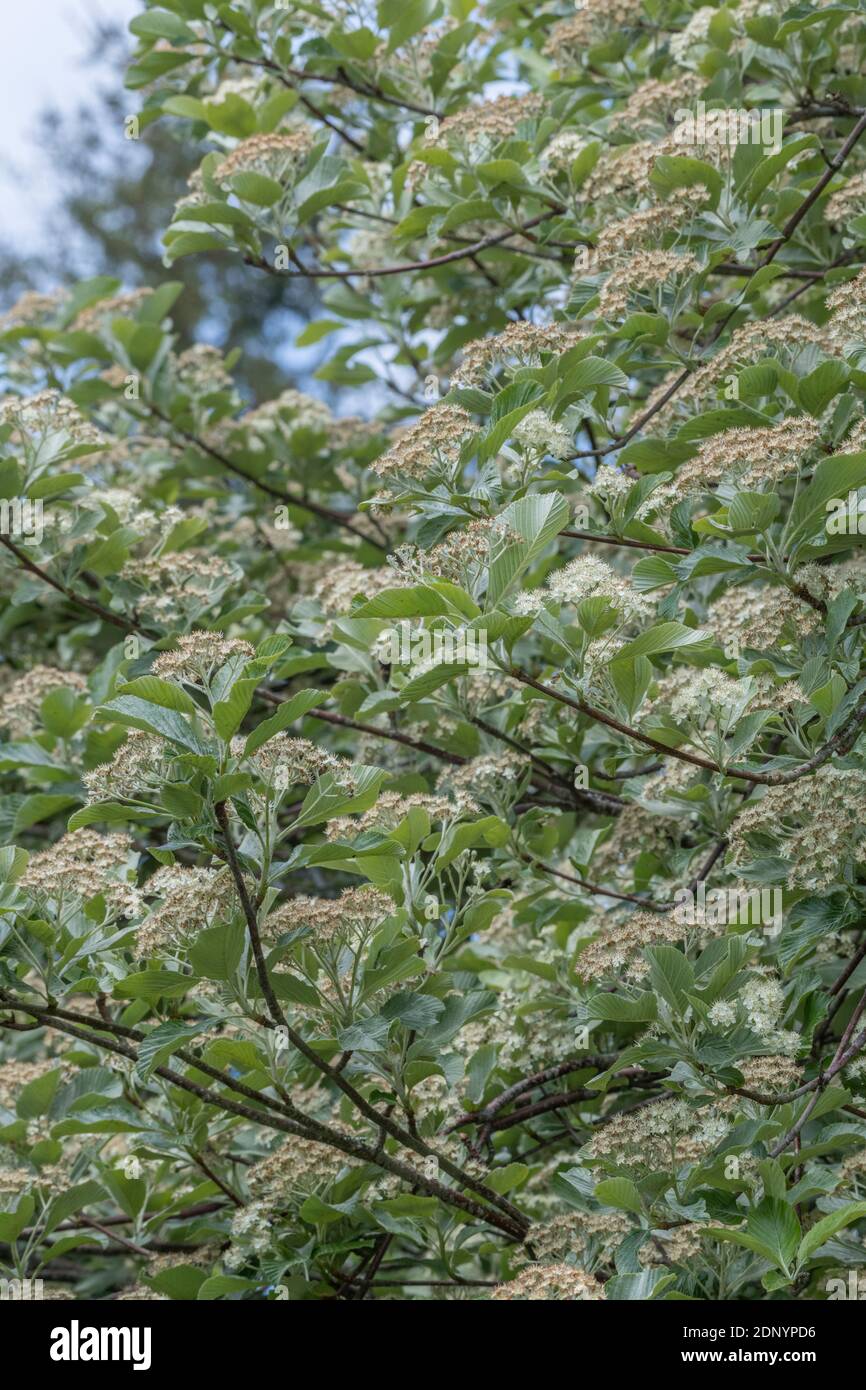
293, 765, 387, 828
149, 1264, 209, 1300
610, 654, 653, 717
439, 198, 498, 233
161, 781, 204, 819
379, 991, 445, 1030
163, 95, 210, 121
0, 1194, 34, 1243
385, 0, 440, 52
115, 971, 199, 1000
644, 945, 694, 1010
356, 583, 477, 619
42, 1181, 106, 1237
466, 1044, 498, 1103
435, 815, 510, 867
798, 360, 849, 418
230, 171, 285, 206
632, 556, 679, 592
595, 1177, 643, 1213
558, 355, 630, 393
585, 992, 657, 1022
68, 802, 146, 832
745, 136, 819, 203
710, 1197, 801, 1273
485, 1162, 529, 1194
651, 155, 722, 205
399, 662, 473, 700
0, 845, 29, 884
788, 452, 866, 545
295, 319, 345, 347
96, 696, 203, 752
213, 677, 259, 741
797, 1201, 866, 1264
134, 1020, 213, 1082
487, 491, 571, 607
40, 688, 91, 738
13, 793, 79, 834
189, 921, 245, 981
243, 688, 326, 756
728, 491, 781, 534
748, 1196, 801, 1271
605, 1270, 676, 1300
130, 9, 195, 42
116, 675, 198, 714
198, 1274, 258, 1299
611, 621, 710, 664
17, 1067, 62, 1118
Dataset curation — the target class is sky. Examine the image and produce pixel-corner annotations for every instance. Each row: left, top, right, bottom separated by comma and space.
0, 0, 138, 244
0, 0, 379, 397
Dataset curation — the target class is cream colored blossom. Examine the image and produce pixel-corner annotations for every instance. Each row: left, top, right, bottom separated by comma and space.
326, 791, 464, 840
544, 0, 644, 57
728, 767, 866, 892
523, 1210, 631, 1267
247, 1127, 360, 1201
0, 1058, 68, 1112
737, 1055, 803, 1093
454, 322, 583, 388
262, 884, 395, 944
436, 752, 528, 808
656, 417, 821, 510
609, 76, 703, 133
234, 734, 349, 787
707, 583, 820, 650
540, 131, 591, 172
242, 389, 333, 442
136, 865, 238, 953
311, 560, 402, 615
0, 389, 105, 450
826, 171, 866, 227
669, 7, 715, 65
120, 551, 239, 622
527, 553, 654, 625
574, 908, 688, 983
152, 631, 255, 684
591, 191, 708, 272
586, 1097, 730, 1170
21, 830, 138, 915
827, 267, 866, 342
174, 344, 235, 394
216, 127, 315, 182
84, 730, 170, 803
644, 317, 835, 431
372, 404, 473, 481
598, 250, 701, 319
0, 290, 66, 331
425, 94, 543, 151
0, 665, 87, 738
511, 409, 573, 460
490, 1263, 605, 1300
71, 290, 153, 334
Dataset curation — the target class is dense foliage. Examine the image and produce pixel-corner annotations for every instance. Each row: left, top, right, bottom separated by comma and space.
3, 0, 866, 1302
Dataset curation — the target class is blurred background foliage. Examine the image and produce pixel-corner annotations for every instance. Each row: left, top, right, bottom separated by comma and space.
0, 18, 321, 402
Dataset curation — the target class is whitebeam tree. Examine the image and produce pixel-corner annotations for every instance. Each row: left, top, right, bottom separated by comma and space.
2, 0, 866, 1302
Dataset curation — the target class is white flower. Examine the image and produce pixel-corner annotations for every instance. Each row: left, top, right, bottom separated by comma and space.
540, 132, 590, 171
511, 410, 573, 460
741, 977, 785, 1038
